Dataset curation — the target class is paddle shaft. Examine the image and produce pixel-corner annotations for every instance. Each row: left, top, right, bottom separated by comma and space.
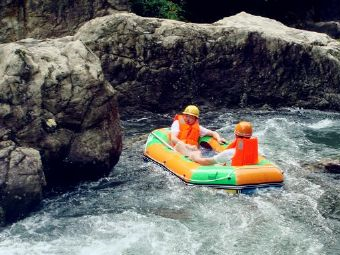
151, 131, 174, 151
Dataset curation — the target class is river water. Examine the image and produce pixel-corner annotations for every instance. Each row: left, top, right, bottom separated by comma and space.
1, 108, 340, 255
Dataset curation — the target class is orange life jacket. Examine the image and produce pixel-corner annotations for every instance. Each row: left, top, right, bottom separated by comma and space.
226, 139, 237, 149
228, 137, 259, 166
172, 114, 200, 146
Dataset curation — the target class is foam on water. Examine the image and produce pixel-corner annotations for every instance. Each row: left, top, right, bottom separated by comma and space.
1, 109, 340, 254
307, 119, 335, 129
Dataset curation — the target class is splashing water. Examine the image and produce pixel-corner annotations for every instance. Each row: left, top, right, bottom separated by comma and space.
1, 108, 340, 255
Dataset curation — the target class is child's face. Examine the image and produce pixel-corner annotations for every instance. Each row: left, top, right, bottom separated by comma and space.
184, 114, 197, 125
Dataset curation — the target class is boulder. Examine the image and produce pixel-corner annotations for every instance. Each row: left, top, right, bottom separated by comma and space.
318, 159, 340, 174
0, 139, 45, 225
0, 37, 122, 187
75, 12, 340, 116
303, 21, 340, 39
0, 0, 130, 43
303, 158, 340, 174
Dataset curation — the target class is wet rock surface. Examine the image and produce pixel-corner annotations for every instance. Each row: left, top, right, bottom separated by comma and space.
303, 158, 340, 174
75, 12, 340, 116
0, 139, 45, 225
314, 159, 340, 174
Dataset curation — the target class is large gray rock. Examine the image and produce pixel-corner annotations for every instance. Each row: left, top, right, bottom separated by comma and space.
0, 139, 45, 225
75, 12, 340, 115
303, 158, 340, 174
0, 0, 130, 43
303, 21, 340, 39
0, 37, 122, 187
315, 159, 340, 174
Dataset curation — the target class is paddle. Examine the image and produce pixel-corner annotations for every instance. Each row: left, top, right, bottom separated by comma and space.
151, 131, 174, 151
151, 131, 194, 157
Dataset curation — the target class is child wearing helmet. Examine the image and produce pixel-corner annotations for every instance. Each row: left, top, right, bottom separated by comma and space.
190, 121, 259, 166
171, 105, 226, 156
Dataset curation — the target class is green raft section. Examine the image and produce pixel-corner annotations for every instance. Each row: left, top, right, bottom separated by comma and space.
145, 128, 278, 188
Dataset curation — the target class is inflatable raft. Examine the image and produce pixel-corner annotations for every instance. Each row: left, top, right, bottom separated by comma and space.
144, 128, 284, 194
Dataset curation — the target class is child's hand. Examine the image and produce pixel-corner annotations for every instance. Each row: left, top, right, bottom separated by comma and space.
217, 137, 226, 144
186, 144, 198, 150
189, 150, 200, 161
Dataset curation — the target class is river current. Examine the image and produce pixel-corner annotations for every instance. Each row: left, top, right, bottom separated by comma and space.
1, 108, 340, 255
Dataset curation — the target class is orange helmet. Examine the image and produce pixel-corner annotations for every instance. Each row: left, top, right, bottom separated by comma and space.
234, 121, 253, 138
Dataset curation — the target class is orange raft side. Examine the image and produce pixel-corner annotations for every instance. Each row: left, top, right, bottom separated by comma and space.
234, 165, 284, 185
145, 143, 200, 182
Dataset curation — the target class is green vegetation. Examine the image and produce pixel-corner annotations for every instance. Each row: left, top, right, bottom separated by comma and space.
130, 0, 184, 20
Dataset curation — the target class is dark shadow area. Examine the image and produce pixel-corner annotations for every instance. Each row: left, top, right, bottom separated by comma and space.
184, 0, 339, 24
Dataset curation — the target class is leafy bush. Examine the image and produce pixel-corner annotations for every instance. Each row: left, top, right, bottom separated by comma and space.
130, 0, 184, 20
